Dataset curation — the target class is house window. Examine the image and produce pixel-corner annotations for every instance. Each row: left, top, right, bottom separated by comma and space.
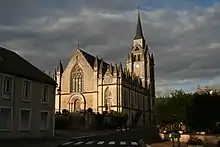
22, 80, 31, 101
72, 64, 84, 93
42, 85, 49, 103
19, 109, 31, 131
0, 107, 12, 131
2, 76, 13, 99
40, 111, 49, 130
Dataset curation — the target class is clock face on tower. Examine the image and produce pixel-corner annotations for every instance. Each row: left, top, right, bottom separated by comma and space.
136, 64, 140, 68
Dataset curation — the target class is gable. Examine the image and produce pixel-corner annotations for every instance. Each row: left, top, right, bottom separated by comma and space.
63, 48, 111, 77
0, 47, 56, 85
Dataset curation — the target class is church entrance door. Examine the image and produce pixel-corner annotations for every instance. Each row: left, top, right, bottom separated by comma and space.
74, 99, 81, 111
69, 93, 86, 112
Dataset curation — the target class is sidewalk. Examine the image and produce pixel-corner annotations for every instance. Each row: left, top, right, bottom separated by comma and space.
0, 129, 116, 147
148, 141, 217, 147
148, 141, 187, 147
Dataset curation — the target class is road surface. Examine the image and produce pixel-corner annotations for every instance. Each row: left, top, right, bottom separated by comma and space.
58, 128, 147, 147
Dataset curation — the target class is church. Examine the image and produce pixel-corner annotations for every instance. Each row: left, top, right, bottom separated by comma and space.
54, 9, 156, 126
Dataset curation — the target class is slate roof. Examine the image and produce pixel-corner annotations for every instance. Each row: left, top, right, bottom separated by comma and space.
134, 9, 144, 40
0, 47, 56, 85
79, 49, 109, 73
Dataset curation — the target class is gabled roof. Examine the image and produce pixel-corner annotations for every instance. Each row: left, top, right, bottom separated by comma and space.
79, 49, 109, 73
0, 47, 56, 85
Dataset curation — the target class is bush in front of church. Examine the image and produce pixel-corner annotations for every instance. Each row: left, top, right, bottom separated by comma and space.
94, 111, 128, 129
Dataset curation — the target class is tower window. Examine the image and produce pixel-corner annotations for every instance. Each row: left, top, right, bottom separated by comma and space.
135, 47, 139, 51
133, 55, 136, 61
138, 54, 140, 61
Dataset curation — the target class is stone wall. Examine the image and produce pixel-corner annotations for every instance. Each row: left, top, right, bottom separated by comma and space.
159, 133, 220, 144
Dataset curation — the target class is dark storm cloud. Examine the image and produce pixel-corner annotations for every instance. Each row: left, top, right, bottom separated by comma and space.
1, 0, 220, 92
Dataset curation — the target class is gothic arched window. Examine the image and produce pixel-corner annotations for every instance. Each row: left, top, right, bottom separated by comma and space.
72, 64, 84, 92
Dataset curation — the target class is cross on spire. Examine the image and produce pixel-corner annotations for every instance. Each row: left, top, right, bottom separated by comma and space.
76, 41, 80, 49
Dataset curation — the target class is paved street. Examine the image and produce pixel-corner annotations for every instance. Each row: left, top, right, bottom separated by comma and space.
58, 128, 148, 147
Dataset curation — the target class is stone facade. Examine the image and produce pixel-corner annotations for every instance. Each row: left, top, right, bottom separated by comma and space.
54, 9, 155, 126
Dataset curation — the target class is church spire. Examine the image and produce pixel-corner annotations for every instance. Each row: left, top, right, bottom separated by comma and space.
134, 6, 144, 40
57, 60, 63, 74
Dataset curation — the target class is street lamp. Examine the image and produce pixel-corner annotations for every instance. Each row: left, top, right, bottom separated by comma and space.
57, 88, 61, 114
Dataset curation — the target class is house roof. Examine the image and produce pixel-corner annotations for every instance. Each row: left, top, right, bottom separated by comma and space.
0, 47, 56, 85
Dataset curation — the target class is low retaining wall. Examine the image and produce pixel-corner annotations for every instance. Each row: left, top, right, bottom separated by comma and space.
159, 133, 220, 144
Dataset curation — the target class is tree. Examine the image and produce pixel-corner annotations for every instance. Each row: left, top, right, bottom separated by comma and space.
155, 89, 220, 132
187, 93, 220, 132
155, 90, 193, 124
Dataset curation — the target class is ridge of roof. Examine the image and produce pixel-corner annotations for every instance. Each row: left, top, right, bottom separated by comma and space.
0, 47, 56, 85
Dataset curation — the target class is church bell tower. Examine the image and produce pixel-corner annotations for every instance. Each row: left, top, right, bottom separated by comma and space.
126, 7, 155, 92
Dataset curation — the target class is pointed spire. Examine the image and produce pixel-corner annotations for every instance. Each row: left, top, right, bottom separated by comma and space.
99, 58, 103, 76
127, 53, 131, 63
76, 41, 80, 49
113, 64, 118, 76
134, 6, 144, 40
94, 56, 98, 71
54, 69, 57, 81
109, 64, 113, 73
151, 53, 155, 65
118, 62, 123, 77
57, 60, 64, 74
151, 54, 154, 61
146, 51, 150, 60
119, 62, 123, 71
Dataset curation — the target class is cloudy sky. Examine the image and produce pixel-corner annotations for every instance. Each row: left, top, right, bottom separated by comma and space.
1, 0, 220, 95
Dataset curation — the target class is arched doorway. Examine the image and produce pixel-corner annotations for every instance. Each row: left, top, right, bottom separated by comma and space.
69, 94, 86, 112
